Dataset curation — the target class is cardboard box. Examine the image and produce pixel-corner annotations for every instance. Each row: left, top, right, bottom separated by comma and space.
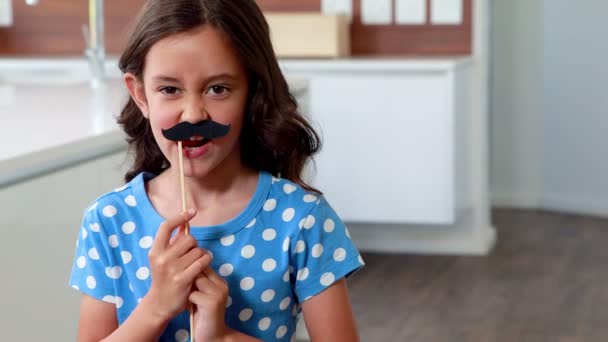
265, 13, 351, 58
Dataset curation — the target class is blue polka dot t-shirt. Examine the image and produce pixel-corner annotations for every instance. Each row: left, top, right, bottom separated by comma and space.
69, 171, 364, 341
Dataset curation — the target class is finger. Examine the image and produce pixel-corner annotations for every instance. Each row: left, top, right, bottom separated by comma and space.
194, 273, 216, 292
166, 233, 199, 260
169, 224, 187, 245
152, 209, 196, 250
189, 290, 208, 306
176, 247, 206, 270
202, 266, 225, 286
182, 254, 213, 284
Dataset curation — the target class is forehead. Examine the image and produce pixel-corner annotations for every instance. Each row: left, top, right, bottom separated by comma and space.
144, 25, 245, 78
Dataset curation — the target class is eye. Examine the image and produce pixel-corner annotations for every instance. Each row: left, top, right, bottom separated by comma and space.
159, 86, 180, 96
206, 85, 229, 95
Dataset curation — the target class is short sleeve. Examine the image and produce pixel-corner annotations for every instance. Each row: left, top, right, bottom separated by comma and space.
68, 205, 117, 300
290, 197, 365, 302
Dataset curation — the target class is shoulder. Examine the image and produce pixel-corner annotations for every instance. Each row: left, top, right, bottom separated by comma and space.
266, 175, 323, 212
81, 172, 147, 231
262, 174, 340, 230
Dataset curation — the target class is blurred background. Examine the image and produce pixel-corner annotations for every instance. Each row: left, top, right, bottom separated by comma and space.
0, 0, 606, 341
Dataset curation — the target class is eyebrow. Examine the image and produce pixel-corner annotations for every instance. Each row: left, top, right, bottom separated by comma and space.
151, 73, 238, 84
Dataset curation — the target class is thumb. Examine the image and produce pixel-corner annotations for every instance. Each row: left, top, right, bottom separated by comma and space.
169, 223, 188, 245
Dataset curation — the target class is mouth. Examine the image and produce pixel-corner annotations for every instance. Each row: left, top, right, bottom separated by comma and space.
180, 136, 210, 149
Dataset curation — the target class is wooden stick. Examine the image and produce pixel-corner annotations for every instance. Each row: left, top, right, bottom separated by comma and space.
177, 141, 195, 341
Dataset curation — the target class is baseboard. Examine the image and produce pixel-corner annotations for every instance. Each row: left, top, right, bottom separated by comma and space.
491, 190, 540, 208
347, 220, 497, 256
541, 193, 608, 218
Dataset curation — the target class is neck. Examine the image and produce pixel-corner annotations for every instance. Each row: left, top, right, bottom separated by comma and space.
156, 150, 257, 213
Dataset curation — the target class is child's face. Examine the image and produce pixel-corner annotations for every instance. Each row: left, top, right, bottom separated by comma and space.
125, 25, 249, 177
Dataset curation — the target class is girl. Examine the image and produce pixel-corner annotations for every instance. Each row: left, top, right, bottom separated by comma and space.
69, 0, 364, 341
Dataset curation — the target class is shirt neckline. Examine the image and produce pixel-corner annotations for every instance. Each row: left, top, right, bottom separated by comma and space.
131, 170, 271, 240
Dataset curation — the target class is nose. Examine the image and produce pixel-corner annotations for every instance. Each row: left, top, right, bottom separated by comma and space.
182, 93, 209, 123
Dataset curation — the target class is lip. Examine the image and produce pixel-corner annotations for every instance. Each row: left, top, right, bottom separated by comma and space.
182, 141, 210, 159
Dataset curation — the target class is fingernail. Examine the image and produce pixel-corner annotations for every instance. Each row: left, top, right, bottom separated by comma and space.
187, 208, 196, 216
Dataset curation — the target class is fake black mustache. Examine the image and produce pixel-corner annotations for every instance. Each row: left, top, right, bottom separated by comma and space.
161, 120, 231, 141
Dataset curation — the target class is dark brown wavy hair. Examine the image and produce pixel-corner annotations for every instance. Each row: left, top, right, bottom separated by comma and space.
117, 0, 322, 193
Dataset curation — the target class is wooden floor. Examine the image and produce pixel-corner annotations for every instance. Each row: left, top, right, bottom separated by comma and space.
347, 209, 608, 342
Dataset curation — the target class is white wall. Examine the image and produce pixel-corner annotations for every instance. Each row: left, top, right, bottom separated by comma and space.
541, 0, 608, 216
491, 0, 608, 217
490, 0, 543, 208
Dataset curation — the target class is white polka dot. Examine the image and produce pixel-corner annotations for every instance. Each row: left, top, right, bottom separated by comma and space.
139, 236, 153, 248
175, 329, 189, 342
122, 221, 136, 234
295, 240, 306, 254
136, 267, 150, 280
282, 237, 290, 252
258, 317, 271, 331
303, 215, 315, 229
334, 248, 347, 262
261, 289, 275, 302
102, 205, 117, 217
102, 295, 124, 309
263, 198, 277, 211
86, 276, 96, 289
239, 308, 253, 321
121, 251, 132, 264
296, 267, 309, 281
102, 295, 115, 304
241, 245, 255, 259
246, 218, 256, 228
88, 202, 98, 211
88, 248, 100, 260
226, 296, 232, 308
303, 194, 317, 203
345, 227, 351, 238
114, 184, 127, 192
220, 234, 235, 246
282, 208, 295, 222
71, 284, 79, 290
76, 256, 86, 268
240, 277, 255, 290
129, 282, 134, 292
262, 258, 277, 272
81, 227, 88, 239
262, 228, 277, 241
320, 272, 335, 286
89, 223, 100, 232
311, 243, 324, 258
292, 305, 298, 317
108, 235, 119, 248
283, 270, 290, 282
124, 195, 137, 207
279, 297, 291, 310
358, 255, 365, 265
219, 263, 234, 277
324, 218, 335, 233
272, 176, 280, 183
105, 266, 122, 279
276, 325, 288, 339
283, 183, 297, 194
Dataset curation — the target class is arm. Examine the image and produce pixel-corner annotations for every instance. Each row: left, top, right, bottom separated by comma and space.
301, 279, 360, 342
76, 210, 210, 341
77, 294, 169, 342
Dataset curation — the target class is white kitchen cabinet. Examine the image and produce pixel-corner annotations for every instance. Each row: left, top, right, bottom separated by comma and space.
281, 59, 473, 224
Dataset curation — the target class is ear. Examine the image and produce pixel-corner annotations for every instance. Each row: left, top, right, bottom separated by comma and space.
124, 72, 150, 118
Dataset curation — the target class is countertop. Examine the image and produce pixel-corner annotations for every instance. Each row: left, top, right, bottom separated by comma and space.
0, 56, 471, 187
